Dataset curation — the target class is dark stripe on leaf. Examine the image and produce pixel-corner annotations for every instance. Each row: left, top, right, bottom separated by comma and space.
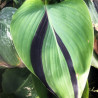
30, 11, 56, 97
54, 31, 78, 98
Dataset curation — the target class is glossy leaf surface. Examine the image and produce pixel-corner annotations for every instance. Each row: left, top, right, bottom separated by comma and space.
11, 0, 94, 98
0, 7, 22, 67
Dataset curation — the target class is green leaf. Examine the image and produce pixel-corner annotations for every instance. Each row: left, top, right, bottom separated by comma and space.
0, 7, 22, 67
82, 81, 89, 98
1, 68, 55, 98
2, 68, 39, 98
11, 0, 94, 98
85, 0, 98, 68
32, 74, 57, 98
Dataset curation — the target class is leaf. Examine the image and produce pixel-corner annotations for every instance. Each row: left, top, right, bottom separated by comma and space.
1, 68, 55, 98
82, 81, 89, 98
85, 0, 98, 68
11, 0, 94, 98
0, 7, 23, 67
2, 68, 39, 98
32, 73, 57, 98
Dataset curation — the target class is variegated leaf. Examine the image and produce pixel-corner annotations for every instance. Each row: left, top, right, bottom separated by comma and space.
11, 0, 94, 98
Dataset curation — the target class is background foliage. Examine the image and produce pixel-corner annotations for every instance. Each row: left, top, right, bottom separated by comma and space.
0, 0, 98, 98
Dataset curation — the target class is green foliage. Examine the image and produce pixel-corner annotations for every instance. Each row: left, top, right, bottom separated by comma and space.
86, 0, 98, 24
82, 82, 89, 98
84, 0, 98, 68
0, 6, 56, 98
2, 68, 38, 98
0, 68, 38, 98
32, 74, 57, 98
0, 0, 98, 98
0, 7, 21, 67
10, 0, 93, 97
0, 68, 57, 98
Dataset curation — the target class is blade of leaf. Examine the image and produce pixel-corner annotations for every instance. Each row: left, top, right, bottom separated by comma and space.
41, 1, 93, 97
11, 0, 94, 98
11, 0, 45, 73
85, 0, 98, 68
0, 7, 22, 67
82, 81, 89, 98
